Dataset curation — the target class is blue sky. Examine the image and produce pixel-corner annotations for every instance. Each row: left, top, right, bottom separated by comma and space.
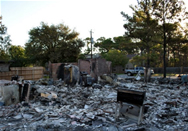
1, 0, 188, 47
0, 0, 138, 46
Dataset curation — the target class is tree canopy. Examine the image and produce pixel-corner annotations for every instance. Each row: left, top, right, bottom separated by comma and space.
0, 16, 11, 60
25, 22, 84, 66
102, 49, 129, 67
9, 45, 29, 67
94, 36, 137, 54
121, 0, 188, 71
93, 36, 130, 67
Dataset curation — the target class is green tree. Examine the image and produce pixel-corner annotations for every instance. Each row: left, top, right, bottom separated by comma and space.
121, 0, 160, 68
121, 0, 188, 72
83, 37, 92, 55
9, 45, 28, 67
113, 36, 139, 54
94, 36, 138, 54
152, 0, 188, 77
180, 24, 188, 67
94, 37, 114, 54
0, 16, 11, 60
165, 23, 187, 67
0, 48, 10, 60
103, 49, 128, 67
25, 22, 84, 66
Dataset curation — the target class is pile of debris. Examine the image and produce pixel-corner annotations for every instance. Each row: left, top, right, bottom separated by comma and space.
0, 75, 188, 131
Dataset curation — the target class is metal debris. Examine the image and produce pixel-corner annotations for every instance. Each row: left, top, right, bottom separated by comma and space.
0, 76, 187, 130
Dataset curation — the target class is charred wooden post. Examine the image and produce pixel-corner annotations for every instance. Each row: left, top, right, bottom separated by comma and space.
21, 84, 31, 102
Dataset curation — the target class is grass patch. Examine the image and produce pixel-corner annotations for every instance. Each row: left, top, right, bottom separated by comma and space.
152, 73, 181, 77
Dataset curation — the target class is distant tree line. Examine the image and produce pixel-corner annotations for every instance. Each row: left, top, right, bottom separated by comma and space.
0, 0, 188, 71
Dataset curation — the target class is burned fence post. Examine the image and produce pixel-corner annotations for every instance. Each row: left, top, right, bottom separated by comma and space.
116, 88, 146, 125
19, 84, 23, 102
21, 83, 31, 102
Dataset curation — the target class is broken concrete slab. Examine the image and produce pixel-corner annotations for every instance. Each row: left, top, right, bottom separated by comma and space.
0, 84, 20, 106
0, 80, 32, 106
0, 80, 13, 85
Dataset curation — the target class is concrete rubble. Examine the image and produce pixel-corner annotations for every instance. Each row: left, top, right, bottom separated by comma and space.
0, 76, 188, 131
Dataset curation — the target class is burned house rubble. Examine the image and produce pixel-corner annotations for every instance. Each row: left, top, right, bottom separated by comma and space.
0, 75, 188, 131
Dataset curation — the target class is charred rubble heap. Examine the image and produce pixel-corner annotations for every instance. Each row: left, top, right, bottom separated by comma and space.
0, 76, 188, 131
